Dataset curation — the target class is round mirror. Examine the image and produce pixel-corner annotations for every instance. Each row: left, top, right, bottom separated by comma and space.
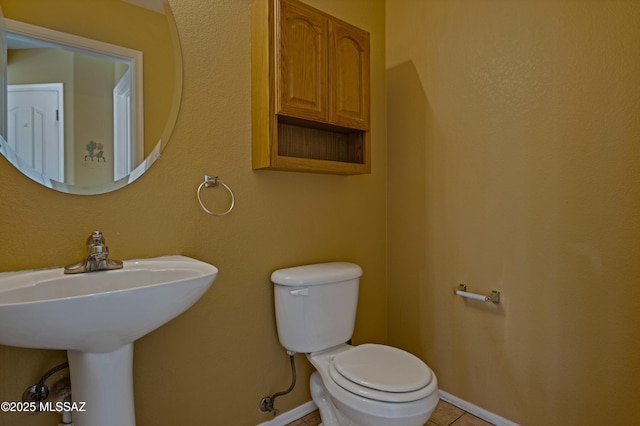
0, 0, 182, 194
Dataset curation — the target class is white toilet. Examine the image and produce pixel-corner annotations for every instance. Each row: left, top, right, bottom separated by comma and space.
272, 262, 439, 426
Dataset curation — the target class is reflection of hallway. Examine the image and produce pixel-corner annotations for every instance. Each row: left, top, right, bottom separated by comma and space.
4, 17, 144, 188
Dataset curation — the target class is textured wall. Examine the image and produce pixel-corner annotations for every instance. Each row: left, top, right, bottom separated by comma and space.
0, 1, 387, 425
387, 0, 640, 424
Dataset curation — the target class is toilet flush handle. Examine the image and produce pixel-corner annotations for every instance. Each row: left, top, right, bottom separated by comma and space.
289, 288, 309, 296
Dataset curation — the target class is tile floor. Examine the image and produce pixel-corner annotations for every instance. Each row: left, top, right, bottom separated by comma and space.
285, 400, 494, 426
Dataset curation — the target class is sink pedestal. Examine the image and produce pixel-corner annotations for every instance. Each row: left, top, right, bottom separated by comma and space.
67, 344, 135, 426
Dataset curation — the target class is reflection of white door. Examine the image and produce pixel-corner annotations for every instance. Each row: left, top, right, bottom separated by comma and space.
7, 83, 64, 182
113, 69, 132, 181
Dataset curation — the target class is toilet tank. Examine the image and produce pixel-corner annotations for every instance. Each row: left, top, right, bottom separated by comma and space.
272, 262, 362, 354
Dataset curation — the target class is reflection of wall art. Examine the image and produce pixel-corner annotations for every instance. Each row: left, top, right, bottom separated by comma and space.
85, 140, 107, 162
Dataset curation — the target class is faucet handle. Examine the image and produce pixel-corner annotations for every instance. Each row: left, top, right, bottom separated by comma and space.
86, 231, 105, 246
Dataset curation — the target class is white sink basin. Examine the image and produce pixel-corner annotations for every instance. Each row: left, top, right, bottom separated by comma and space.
0, 255, 218, 353
0, 255, 218, 426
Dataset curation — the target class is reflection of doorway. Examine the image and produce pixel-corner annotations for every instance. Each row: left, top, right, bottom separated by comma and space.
7, 83, 64, 182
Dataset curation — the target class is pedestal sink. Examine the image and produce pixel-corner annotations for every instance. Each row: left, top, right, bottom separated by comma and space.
0, 255, 218, 426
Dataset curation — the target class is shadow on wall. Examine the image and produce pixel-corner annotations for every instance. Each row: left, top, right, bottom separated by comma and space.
386, 61, 433, 358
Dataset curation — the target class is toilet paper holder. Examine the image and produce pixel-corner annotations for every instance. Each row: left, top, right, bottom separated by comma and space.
455, 284, 501, 304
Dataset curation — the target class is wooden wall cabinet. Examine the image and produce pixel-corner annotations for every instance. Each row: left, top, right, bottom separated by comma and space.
251, 0, 371, 174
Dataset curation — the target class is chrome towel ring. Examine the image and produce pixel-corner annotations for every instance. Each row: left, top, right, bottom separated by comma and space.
197, 175, 235, 216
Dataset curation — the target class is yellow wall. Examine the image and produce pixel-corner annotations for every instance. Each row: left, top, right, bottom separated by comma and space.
0, 1, 387, 425
387, 0, 640, 424
73, 54, 118, 186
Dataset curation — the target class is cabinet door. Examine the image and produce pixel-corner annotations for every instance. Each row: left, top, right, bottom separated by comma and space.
329, 20, 370, 130
277, 0, 328, 122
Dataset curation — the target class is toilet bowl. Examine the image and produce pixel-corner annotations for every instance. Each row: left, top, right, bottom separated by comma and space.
271, 262, 440, 426
307, 344, 439, 426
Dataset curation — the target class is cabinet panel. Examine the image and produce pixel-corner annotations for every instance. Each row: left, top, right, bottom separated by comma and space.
329, 20, 370, 130
277, 0, 328, 122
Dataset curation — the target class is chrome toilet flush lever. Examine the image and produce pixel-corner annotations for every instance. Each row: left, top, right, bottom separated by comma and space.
64, 231, 123, 274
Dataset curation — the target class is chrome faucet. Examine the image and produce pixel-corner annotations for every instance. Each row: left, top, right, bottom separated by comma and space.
64, 231, 123, 274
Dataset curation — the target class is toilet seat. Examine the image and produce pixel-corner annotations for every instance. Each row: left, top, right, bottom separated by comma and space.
328, 344, 435, 403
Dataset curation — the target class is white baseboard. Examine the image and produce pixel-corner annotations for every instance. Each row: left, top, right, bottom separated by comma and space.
439, 390, 520, 426
256, 400, 318, 426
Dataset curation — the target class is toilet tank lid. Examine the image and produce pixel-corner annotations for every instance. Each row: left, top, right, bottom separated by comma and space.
271, 262, 362, 286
